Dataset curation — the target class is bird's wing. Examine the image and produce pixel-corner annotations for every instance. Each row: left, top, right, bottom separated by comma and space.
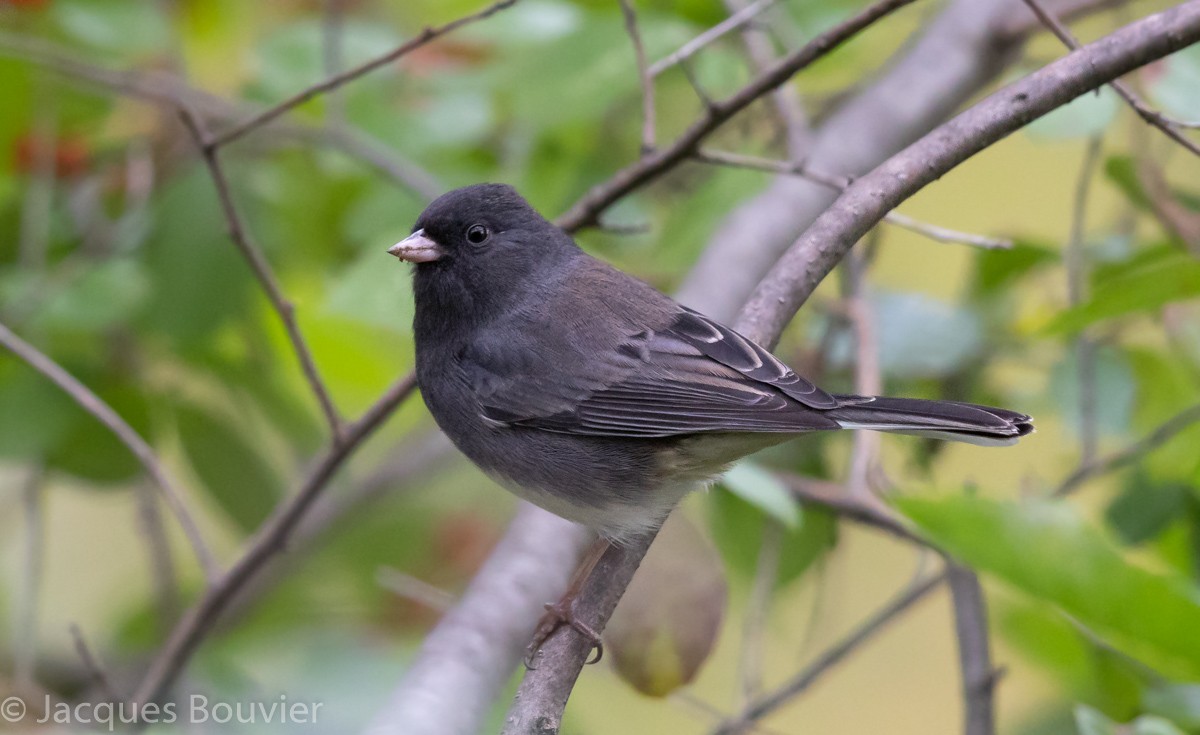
462, 308, 841, 438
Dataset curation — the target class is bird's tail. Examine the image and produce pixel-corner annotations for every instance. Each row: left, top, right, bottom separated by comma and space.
827, 395, 1034, 447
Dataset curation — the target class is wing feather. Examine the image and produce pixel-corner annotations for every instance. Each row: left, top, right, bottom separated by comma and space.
464, 307, 841, 438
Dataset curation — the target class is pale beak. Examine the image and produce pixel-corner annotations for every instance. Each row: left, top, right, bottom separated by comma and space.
388, 229, 444, 263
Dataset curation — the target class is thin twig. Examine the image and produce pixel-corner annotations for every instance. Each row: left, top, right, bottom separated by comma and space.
947, 564, 997, 735
1019, 0, 1200, 158
555, 0, 924, 232
15, 463, 44, 694
377, 567, 456, 613
506, 10, 1200, 729
131, 371, 417, 709
882, 212, 1012, 250
0, 321, 218, 580
322, 0, 347, 128
778, 473, 927, 547
720, 0, 811, 160
738, 2, 1200, 347
1069, 137, 1103, 465
210, 0, 519, 148
843, 242, 883, 500
713, 572, 947, 735
0, 31, 443, 200
618, 0, 656, 153
1055, 403, 1200, 496
69, 624, 118, 703
18, 79, 55, 270
133, 481, 181, 628
649, 0, 779, 77
738, 520, 783, 705
176, 106, 345, 442
697, 150, 1012, 249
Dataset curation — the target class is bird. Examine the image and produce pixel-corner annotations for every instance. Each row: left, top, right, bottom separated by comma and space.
389, 183, 1032, 655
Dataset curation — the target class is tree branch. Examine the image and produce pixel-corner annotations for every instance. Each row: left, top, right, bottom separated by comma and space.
649, 0, 779, 77
738, 2, 1200, 349
1020, 0, 1200, 158
947, 564, 998, 735
0, 31, 443, 200
678, 0, 1121, 321
176, 106, 345, 441
367, 506, 592, 735
694, 150, 1013, 249
0, 321, 218, 580
1055, 402, 1200, 497
209, 0, 518, 148
618, 0, 656, 153
554, 0, 923, 232
506, 5, 1200, 729
130, 371, 417, 709
712, 572, 947, 735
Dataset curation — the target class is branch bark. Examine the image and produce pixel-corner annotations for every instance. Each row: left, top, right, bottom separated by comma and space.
507, 4, 1200, 730
678, 0, 1108, 320
947, 565, 997, 735
738, 2, 1200, 348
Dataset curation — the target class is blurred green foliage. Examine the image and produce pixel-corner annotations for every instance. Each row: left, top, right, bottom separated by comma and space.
0, 1, 1199, 734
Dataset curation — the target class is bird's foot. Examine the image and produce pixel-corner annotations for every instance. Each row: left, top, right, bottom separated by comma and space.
524, 598, 603, 669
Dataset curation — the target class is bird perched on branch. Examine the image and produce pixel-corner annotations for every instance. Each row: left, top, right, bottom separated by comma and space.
389, 183, 1032, 654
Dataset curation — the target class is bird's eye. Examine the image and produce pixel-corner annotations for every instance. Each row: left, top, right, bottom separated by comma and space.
465, 224, 490, 245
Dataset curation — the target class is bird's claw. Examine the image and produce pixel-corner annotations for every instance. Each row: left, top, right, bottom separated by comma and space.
524, 600, 603, 670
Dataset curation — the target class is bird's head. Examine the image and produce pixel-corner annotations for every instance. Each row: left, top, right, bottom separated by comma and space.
391, 184, 580, 326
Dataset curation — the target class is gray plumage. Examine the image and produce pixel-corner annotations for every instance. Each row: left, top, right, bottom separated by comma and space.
393, 184, 1033, 540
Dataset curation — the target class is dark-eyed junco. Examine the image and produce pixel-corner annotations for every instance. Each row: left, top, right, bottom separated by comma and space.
389, 183, 1032, 544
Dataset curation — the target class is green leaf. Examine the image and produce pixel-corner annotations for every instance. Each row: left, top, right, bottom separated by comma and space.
46, 382, 152, 484
323, 249, 414, 333
1075, 705, 1119, 735
972, 239, 1058, 295
709, 487, 837, 588
1132, 715, 1188, 735
140, 169, 255, 343
34, 258, 150, 334
607, 514, 726, 697
175, 403, 284, 533
896, 495, 1200, 679
0, 367, 79, 460
1148, 45, 1200, 122
1104, 156, 1153, 212
721, 462, 800, 528
1143, 683, 1200, 730
1048, 346, 1134, 439
828, 291, 984, 379
1027, 88, 1118, 140
1042, 252, 1200, 335
1106, 478, 1190, 546
51, 0, 170, 57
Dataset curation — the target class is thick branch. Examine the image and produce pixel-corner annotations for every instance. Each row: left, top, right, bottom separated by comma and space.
1020, 0, 1200, 158
738, 2, 1200, 349
366, 506, 592, 735
506, 5, 1200, 729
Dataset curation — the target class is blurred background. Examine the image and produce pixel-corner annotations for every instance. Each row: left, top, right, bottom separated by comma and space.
1, 0, 1199, 732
